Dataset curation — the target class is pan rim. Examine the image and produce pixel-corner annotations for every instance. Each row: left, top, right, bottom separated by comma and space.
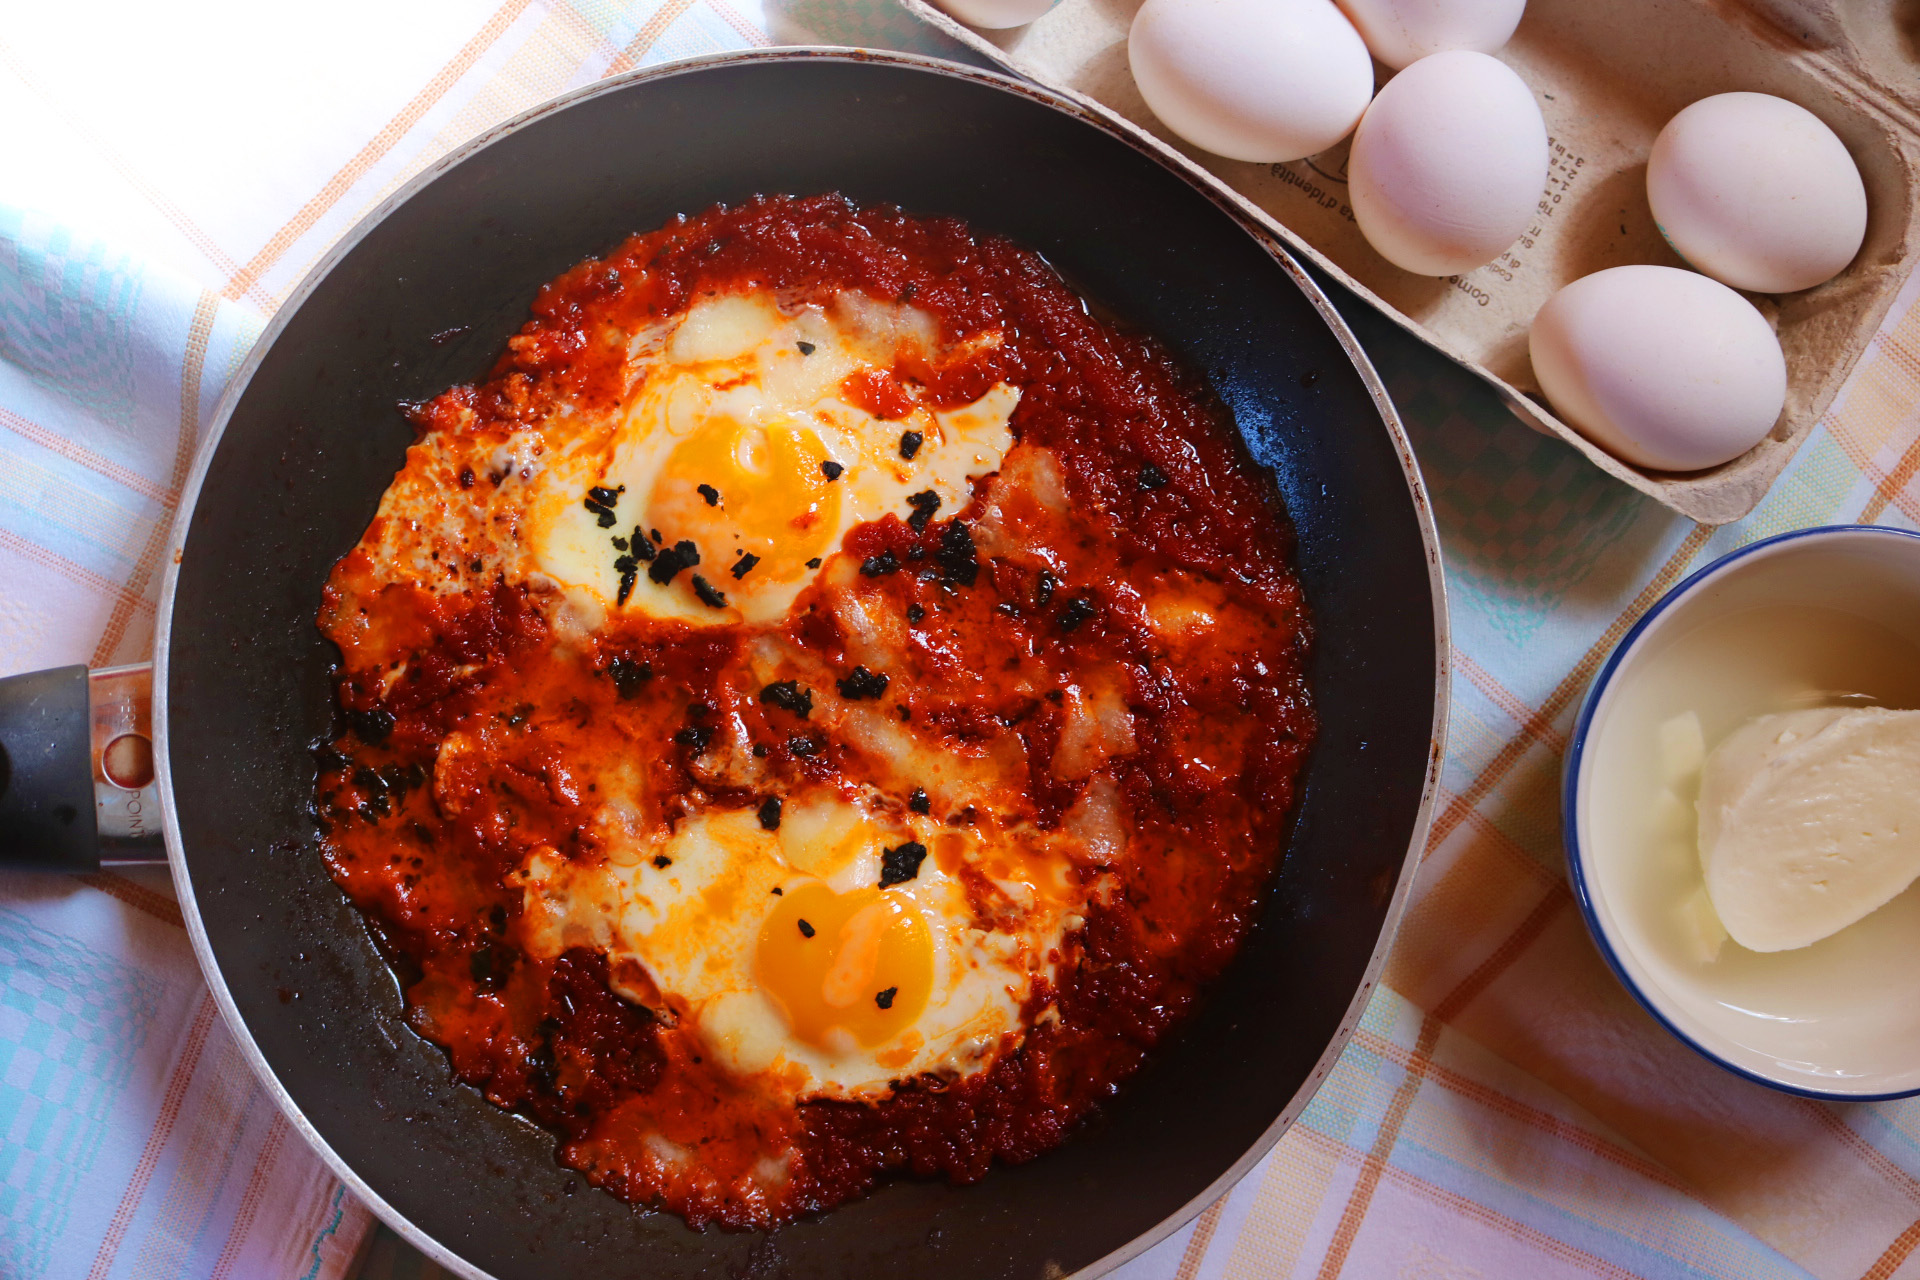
152, 44, 1449, 1280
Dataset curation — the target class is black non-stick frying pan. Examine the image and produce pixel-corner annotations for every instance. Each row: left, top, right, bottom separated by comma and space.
0, 49, 1445, 1280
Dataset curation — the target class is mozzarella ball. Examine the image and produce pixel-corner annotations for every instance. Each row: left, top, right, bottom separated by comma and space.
1347, 50, 1547, 276
930, 0, 1058, 28
1529, 266, 1787, 472
1128, 0, 1375, 163
1335, 0, 1525, 69
1647, 92, 1868, 294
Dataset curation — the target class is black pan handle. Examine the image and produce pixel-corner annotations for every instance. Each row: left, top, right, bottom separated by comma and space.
0, 663, 165, 871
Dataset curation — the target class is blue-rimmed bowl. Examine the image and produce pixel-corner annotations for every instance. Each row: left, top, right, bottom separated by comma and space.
1566, 525, 1920, 1100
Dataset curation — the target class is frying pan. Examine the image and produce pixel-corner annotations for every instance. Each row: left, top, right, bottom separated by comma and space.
0, 49, 1446, 1280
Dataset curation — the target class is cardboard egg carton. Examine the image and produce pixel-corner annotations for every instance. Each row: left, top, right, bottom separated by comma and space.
899, 0, 1920, 524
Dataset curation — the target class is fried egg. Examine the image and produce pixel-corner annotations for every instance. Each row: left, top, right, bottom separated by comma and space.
516, 785, 1086, 1100
527, 292, 1018, 626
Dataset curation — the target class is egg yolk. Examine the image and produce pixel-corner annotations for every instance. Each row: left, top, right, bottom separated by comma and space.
756, 882, 932, 1050
649, 406, 839, 580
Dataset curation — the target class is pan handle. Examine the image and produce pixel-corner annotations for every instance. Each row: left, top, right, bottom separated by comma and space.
0, 663, 165, 871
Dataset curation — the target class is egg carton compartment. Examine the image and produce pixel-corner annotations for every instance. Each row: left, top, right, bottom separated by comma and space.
898, 0, 1920, 524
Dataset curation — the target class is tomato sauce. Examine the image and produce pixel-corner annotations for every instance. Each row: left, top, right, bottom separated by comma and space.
316, 195, 1314, 1227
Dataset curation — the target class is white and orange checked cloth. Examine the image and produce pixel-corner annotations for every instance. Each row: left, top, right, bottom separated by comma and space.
7, 4, 1920, 1278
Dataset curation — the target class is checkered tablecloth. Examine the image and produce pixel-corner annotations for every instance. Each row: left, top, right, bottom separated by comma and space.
6, 4, 1920, 1278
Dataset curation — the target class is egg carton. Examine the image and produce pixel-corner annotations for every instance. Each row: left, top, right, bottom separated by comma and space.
897, 0, 1920, 524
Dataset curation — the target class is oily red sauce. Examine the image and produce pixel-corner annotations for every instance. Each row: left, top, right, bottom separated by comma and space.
316, 195, 1314, 1227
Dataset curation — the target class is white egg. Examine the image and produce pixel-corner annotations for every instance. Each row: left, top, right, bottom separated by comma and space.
1647, 92, 1868, 295
1529, 265, 1787, 472
929, 0, 1058, 28
1128, 0, 1374, 163
1347, 50, 1547, 276
1335, 0, 1525, 69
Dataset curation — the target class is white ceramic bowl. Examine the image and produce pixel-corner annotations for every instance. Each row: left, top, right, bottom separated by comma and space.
1567, 525, 1920, 1098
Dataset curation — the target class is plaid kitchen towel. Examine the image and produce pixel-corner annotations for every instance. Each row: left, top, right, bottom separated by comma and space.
4, 4, 1920, 1279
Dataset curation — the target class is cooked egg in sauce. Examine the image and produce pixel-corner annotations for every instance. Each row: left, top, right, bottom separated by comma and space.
518, 783, 1086, 1100
528, 291, 1018, 626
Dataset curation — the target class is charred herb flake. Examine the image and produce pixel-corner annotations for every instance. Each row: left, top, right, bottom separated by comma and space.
731, 552, 760, 580
758, 796, 783, 831
909, 787, 930, 814
898, 430, 923, 460
649, 540, 700, 585
878, 841, 928, 888
760, 681, 813, 718
797, 918, 816, 938
614, 524, 658, 605
936, 521, 978, 587
697, 483, 720, 507
837, 666, 889, 700
691, 574, 727, 608
1138, 463, 1169, 491
875, 987, 897, 1009
613, 554, 640, 605
906, 489, 941, 533
821, 460, 844, 481
608, 657, 653, 699
583, 483, 625, 527
861, 549, 899, 578
675, 724, 714, 752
